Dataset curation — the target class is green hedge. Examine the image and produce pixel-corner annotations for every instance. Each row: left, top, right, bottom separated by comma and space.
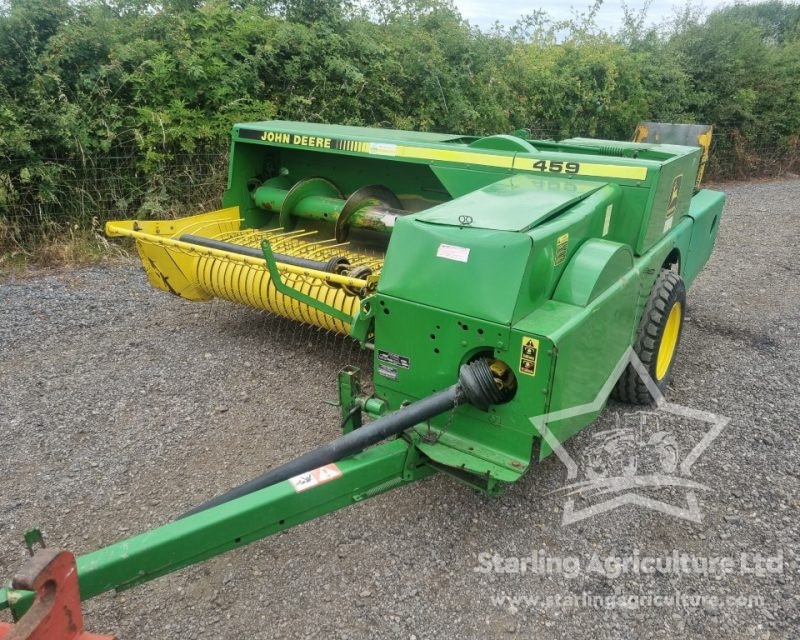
1, 0, 798, 247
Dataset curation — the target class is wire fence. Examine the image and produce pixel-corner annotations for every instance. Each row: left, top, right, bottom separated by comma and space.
1, 127, 797, 248
704, 129, 800, 181
0, 153, 229, 247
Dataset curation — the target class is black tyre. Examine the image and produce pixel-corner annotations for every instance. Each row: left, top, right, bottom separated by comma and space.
613, 269, 686, 404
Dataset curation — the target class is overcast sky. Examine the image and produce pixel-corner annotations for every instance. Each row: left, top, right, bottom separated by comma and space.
452, 0, 747, 31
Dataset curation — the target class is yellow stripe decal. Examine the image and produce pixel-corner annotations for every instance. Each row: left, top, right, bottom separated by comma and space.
370, 143, 645, 180
391, 145, 514, 168
240, 129, 647, 181
383, 144, 646, 180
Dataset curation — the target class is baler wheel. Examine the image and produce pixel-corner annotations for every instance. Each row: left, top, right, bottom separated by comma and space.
613, 269, 686, 404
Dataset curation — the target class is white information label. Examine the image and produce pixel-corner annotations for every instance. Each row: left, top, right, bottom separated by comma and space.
436, 243, 470, 263
369, 143, 398, 156
603, 204, 613, 236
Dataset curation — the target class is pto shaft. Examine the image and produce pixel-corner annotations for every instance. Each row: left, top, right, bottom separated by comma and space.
182, 359, 510, 518
182, 385, 460, 518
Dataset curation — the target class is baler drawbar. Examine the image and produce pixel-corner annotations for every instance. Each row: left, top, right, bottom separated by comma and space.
0, 120, 723, 639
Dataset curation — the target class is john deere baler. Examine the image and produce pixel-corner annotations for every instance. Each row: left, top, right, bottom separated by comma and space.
1, 121, 724, 638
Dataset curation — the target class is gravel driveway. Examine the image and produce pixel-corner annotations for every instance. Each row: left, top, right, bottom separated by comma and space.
1, 179, 798, 639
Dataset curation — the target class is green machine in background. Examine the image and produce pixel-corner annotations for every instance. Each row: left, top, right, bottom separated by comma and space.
1, 121, 723, 638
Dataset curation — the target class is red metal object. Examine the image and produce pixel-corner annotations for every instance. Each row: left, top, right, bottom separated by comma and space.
0, 549, 116, 640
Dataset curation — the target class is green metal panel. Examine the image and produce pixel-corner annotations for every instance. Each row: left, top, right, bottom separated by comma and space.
635, 148, 701, 254
372, 297, 512, 397
515, 268, 641, 459
430, 165, 513, 198
230, 122, 667, 188
370, 298, 547, 484
378, 219, 533, 325
600, 185, 653, 250
683, 189, 725, 288
416, 174, 605, 231
625, 215, 696, 335
520, 185, 622, 313
553, 239, 634, 307
670, 215, 694, 278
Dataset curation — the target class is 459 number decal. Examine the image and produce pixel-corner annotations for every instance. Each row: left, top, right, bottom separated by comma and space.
530, 159, 580, 174
519, 157, 648, 180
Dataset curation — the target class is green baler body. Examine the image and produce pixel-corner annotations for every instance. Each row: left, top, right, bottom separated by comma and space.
2, 121, 727, 623
222, 121, 725, 488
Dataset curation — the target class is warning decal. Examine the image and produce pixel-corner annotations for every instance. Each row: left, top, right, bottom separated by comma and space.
519, 336, 540, 376
289, 463, 343, 493
554, 233, 569, 266
663, 174, 682, 233
667, 175, 682, 216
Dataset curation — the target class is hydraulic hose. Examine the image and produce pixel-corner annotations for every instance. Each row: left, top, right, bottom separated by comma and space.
180, 359, 511, 518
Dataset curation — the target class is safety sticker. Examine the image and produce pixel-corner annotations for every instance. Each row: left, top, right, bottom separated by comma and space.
667, 175, 682, 216
519, 336, 540, 376
378, 349, 411, 369
663, 174, 682, 233
554, 233, 569, 266
378, 363, 398, 380
437, 243, 470, 263
289, 463, 342, 493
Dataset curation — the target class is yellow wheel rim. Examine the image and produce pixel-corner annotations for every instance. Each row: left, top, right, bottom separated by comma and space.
656, 301, 682, 381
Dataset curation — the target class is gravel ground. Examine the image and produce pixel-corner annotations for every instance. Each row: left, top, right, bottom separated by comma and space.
1, 179, 798, 639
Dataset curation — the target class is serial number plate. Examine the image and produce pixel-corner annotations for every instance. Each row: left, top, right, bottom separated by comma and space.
378, 350, 411, 369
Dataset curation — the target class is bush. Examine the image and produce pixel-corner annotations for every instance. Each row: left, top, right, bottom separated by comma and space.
1, 0, 798, 248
